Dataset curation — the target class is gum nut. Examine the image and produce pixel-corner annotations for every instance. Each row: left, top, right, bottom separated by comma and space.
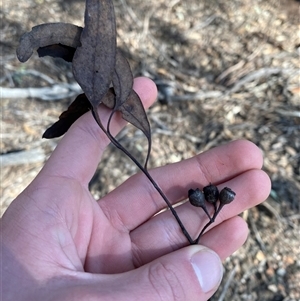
203, 184, 219, 204
219, 187, 236, 204
188, 188, 206, 207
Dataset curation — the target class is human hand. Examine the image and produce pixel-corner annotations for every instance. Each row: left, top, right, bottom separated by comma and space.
1, 77, 271, 301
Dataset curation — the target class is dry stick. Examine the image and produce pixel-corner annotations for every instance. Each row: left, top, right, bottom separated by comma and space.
248, 210, 266, 251
1, 148, 46, 167
105, 110, 194, 244
228, 67, 292, 94
0, 83, 81, 101
216, 46, 262, 84
217, 265, 237, 301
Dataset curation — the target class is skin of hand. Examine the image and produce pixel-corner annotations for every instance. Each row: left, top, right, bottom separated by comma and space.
1, 77, 271, 301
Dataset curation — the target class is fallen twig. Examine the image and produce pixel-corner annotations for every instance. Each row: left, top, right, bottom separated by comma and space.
0, 82, 82, 101
249, 210, 266, 252
228, 68, 293, 94
1, 148, 47, 166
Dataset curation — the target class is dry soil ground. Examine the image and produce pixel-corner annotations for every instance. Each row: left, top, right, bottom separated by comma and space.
1, 0, 300, 300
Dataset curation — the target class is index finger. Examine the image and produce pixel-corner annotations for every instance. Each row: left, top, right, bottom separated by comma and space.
39, 77, 157, 184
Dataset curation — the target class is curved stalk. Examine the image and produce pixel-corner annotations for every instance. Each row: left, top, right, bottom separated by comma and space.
103, 110, 194, 244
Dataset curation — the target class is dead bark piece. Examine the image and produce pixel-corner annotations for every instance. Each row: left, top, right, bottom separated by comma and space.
43, 93, 91, 139
16, 23, 83, 62
43, 88, 116, 139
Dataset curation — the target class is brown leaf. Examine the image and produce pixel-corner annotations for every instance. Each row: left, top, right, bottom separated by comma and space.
109, 50, 152, 167
102, 86, 152, 167
42, 93, 90, 139
112, 50, 133, 109
103, 87, 151, 141
119, 90, 151, 142
72, 0, 116, 110
16, 23, 82, 62
119, 90, 152, 168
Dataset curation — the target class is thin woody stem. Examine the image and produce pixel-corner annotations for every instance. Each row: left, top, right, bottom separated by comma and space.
193, 203, 224, 244
103, 109, 194, 244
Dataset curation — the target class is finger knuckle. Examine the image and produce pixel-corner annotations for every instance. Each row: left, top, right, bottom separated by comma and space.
148, 261, 185, 301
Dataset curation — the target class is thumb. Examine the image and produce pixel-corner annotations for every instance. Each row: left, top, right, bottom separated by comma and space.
50, 246, 223, 301
122, 245, 223, 301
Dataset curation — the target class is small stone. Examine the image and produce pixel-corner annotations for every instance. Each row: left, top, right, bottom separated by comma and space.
256, 250, 266, 261
268, 284, 278, 293
276, 268, 286, 277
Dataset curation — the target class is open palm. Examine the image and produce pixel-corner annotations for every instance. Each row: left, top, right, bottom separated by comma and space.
2, 77, 270, 301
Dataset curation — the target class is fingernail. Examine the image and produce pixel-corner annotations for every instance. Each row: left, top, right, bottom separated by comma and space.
191, 249, 223, 293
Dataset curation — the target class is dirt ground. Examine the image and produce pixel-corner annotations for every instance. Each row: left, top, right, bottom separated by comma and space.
1, 0, 300, 300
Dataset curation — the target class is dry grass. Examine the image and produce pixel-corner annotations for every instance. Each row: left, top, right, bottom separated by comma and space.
1, 0, 300, 300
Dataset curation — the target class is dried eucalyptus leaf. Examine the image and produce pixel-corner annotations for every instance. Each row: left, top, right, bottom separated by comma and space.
119, 90, 150, 136
119, 90, 152, 167
103, 87, 151, 140
16, 23, 82, 62
72, 0, 116, 110
112, 50, 133, 109
43, 93, 90, 139
102, 85, 152, 167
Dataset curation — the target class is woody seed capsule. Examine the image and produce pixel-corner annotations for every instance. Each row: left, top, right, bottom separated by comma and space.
203, 184, 219, 204
188, 188, 206, 207
219, 187, 236, 204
